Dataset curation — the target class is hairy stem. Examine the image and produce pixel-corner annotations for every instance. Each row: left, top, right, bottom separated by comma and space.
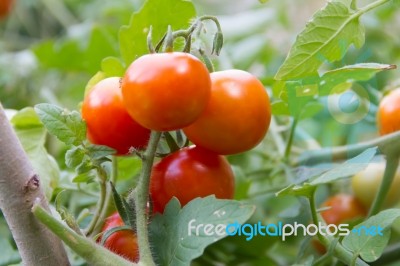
0, 104, 70, 265
85, 167, 108, 236
128, 131, 162, 266
32, 203, 136, 266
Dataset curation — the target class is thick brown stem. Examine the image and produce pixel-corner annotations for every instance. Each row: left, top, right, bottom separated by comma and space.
0, 104, 70, 265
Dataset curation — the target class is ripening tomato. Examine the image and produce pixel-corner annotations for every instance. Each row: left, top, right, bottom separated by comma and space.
183, 70, 271, 155
0, 0, 14, 19
150, 146, 235, 213
82, 77, 150, 155
377, 88, 400, 135
352, 162, 400, 208
121, 52, 211, 131
321, 194, 366, 226
100, 212, 138, 262
313, 194, 367, 253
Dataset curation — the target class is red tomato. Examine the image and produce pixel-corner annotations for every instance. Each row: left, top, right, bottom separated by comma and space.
82, 77, 150, 155
0, 0, 14, 19
150, 146, 235, 213
321, 194, 366, 225
377, 88, 400, 135
121, 52, 211, 131
100, 212, 138, 262
313, 194, 367, 253
183, 70, 271, 155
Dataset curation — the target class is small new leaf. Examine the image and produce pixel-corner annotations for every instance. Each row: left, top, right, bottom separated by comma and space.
65, 146, 86, 169
86, 144, 116, 159
35, 103, 86, 146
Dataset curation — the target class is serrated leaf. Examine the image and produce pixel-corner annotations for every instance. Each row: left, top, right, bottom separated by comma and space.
149, 196, 255, 266
342, 209, 400, 262
119, 0, 196, 64
75, 158, 94, 175
310, 147, 377, 185
35, 103, 86, 146
86, 144, 116, 159
65, 146, 86, 168
11, 107, 59, 199
275, 0, 365, 80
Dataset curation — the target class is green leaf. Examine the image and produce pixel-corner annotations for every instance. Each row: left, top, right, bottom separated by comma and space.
275, 0, 364, 80
277, 148, 377, 197
101, 57, 126, 77
271, 101, 290, 116
299, 101, 324, 120
149, 196, 255, 266
75, 157, 94, 175
119, 0, 196, 64
65, 146, 86, 169
35, 103, 86, 146
342, 209, 400, 262
86, 144, 116, 159
318, 63, 396, 96
33, 26, 118, 74
73, 171, 96, 183
310, 147, 377, 185
10, 107, 59, 199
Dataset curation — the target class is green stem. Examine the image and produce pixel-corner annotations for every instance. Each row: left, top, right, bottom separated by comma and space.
128, 131, 162, 266
199, 15, 222, 32
357, 0, 391, 17
32, 203, 136, 266
92, 157, 119, 235
295, 131, 400, 166
368, 155, 400, 217
85, 167, 108, 236
284, 118, 298, 161
308, 192, 368, 266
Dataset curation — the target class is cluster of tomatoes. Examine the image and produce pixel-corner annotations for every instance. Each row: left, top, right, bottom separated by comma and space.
313, 88, 400, 253
82, 51, 272, 261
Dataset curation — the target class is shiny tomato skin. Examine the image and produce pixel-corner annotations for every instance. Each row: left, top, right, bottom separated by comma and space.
377, 89, 400, 135
183, 70, 271, 155
352, 162, 400, 208
0, 0, 14, 19
82, 77, 150, 155
150, 146, 235, 213
121, 52, 211, 131
100, 212, 138, 262
321, 194, 366, 226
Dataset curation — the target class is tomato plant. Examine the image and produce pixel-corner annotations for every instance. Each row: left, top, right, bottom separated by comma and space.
82, 77, 150, 155
320, 194, 367, 226
183, 70, 271, 155
150, 146, 235, 213
121, 52, 211, 131
377, 88, 400, 136
352, 162, 400, 208
100, 212, 139, 262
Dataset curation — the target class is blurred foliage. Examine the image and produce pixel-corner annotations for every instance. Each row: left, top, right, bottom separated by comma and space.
1, 0, 400, 265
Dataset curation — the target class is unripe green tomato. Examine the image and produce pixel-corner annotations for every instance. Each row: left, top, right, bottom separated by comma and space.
351, 162, 400, 208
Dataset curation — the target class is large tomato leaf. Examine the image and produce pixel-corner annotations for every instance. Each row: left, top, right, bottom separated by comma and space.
149, 196, 255, 266
275, 0, 364, 80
